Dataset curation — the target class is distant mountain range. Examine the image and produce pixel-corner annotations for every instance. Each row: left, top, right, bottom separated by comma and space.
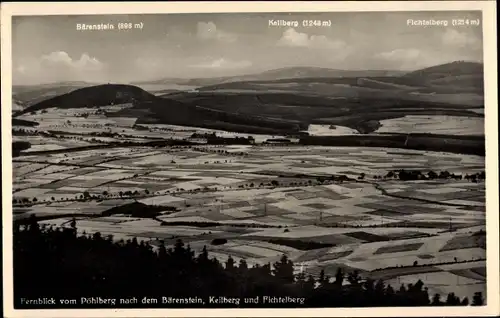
14, 61, 484, 136
12, 81, 102, 108
402, 61, 483, 80
131, 66, 406, 87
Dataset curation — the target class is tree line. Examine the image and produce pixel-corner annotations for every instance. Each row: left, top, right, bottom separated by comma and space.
13, 217, 484, 308
371, 169, 485, 182
298, 134, 485, 157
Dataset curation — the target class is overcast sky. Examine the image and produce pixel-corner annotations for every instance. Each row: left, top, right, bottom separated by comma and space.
12, 11, 483, 85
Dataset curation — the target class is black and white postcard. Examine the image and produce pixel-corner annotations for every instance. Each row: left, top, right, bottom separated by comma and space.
1, 1, 498, 317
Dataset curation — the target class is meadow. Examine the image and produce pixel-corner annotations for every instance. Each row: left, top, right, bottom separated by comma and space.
13, 141, 486, 301
376, 115, 485, 135
11, 61, 488, 306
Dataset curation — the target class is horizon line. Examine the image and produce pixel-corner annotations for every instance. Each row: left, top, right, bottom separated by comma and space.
12, 59, 483, 87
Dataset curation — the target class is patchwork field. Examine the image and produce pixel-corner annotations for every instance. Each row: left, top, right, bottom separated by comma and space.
12, 144, 486, 300
377, 115, 485, 136
305, 124, 359, 136
13, 107, 287, 150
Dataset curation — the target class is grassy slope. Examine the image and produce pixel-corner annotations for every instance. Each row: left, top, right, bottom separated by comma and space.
164, 90, 482, 134
12, 82, 99, 107
132, 67, 406, 87
15, 62, 484, 145
299, 134, 485, 156
162, 61, 483, 134
16, 84, 158, 116
18, 84, 305, 135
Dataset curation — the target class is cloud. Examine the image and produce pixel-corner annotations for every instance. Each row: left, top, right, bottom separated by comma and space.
135, 56, 161, 69
40, 51, 72, 64
196, 22, 237, 43
277, 28, 348, 51
442, 29, 480, 48
73, 53, 103, 71
16, 65, 27, 74
374, 48, 436, 70
375, 48, 463, 70
14, 51, 105, 84
40, 51, 104, 71
190, 58, 252, 69
376, 48, 423, 61
375, 45, 482, 71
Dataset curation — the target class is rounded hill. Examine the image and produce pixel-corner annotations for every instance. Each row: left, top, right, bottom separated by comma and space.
16, 84, 157, 116
402, 61, 483, 82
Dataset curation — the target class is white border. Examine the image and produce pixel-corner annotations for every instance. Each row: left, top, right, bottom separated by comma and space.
1, 2, 498, 317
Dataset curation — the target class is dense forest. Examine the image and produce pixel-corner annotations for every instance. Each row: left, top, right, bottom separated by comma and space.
12, 141, 31, 156
299, 134, 485, 156
13, 217, 485, 308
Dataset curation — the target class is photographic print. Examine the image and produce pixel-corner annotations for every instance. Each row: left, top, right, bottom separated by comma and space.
2, 1, 498, 317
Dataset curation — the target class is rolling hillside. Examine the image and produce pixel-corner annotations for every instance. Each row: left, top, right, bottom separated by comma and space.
12, 81, 101, 107
15, 84, 305, 135
191, 62, 484, 95
133, 62, 482, 94
15, 61, 484, 136
12, 99, 26, 112
16, 84, 158, 115
402, 61, 483, 82
132, 67, 406, 88
161, 62, 484, 133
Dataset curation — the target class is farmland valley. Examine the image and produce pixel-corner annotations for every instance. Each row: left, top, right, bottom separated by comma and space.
12, 62, 486, 304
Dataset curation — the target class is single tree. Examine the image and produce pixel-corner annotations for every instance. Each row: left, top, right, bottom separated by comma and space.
272, 254, 295, 283
432, 294, 442, 306
461, 297, 469, 306
472, 292, 484, 306
225, 256, 236, 272
334, 268, 344, 286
